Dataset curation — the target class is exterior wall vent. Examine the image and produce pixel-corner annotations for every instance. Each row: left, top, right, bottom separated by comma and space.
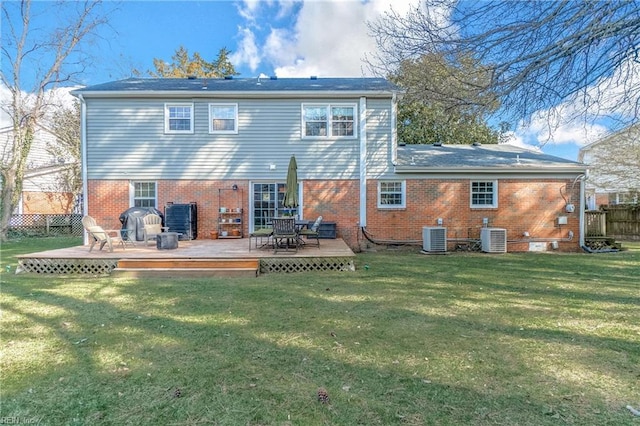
423, 226, 447, 252
481, 228, 507, 253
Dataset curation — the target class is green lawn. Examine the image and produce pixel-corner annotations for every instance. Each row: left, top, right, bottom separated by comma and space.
1, 238, 639, 425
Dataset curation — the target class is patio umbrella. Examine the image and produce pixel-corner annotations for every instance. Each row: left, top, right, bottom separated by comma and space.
283, 155, 299, 209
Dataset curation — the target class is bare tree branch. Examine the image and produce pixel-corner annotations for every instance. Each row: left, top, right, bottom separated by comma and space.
0, 0, 114, 240
367, 0, 640, 133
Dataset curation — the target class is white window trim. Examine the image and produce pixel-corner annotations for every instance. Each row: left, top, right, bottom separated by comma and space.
130, 181, 157, 208
470, 180, 498, 209
377, 180, 406, 209
301, 103, 358, 139
164, 103, 194, 134
208, 103, 239, 134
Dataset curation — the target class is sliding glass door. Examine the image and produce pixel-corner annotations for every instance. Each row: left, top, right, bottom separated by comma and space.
252, 183, 284, 230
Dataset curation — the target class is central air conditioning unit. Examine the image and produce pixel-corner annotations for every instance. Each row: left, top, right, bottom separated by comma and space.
423, 226, 447, 252
481, 228, 507, 253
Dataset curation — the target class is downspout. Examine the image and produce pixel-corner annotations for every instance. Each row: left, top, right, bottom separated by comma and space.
79, 94, 88, 245
579, 173, 586, 249
359, 97, 367, 228
391, 91, 398, 165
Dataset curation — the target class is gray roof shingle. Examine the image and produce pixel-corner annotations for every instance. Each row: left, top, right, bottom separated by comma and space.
396, 143, 584, 172
73, 77, 400, 95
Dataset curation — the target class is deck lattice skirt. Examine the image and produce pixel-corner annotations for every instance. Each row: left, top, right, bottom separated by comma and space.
17, 258, 117, 275
260, 257, 355, 274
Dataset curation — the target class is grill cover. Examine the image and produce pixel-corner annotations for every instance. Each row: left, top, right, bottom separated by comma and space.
119, 207, 164, 241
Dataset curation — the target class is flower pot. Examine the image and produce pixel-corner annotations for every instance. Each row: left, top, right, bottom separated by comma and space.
230, 229, 240, 237
210, 231, 219, 239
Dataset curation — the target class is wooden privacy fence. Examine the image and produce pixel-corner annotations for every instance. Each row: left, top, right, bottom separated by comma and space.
8, 214, 83, 237
585, 206, 640, 240
603, 205, 640, 239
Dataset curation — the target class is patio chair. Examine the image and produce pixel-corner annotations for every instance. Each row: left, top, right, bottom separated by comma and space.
272, 217, 297, 253
142, 214, 168, 245
249, 227, 273, 251
298, 215, 322, 248
81, 215, 125, 252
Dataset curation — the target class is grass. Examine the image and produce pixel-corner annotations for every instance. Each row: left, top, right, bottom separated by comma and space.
1, 238, 639, 425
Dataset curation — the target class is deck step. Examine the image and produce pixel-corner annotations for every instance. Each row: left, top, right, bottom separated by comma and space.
113, 258, 260, 278
117, 258, 259, 269
112, 267, 258, 278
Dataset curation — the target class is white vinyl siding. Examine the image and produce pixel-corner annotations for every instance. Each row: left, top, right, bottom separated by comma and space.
83, 97, 393, 180
209, 103, 238, 134
164, 103, 193, 133
378, 180, 406, 208
471, 180, 497, 208
302, 104, 357, 139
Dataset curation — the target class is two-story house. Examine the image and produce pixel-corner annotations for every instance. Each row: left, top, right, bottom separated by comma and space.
1, 125, 78, 214
578, 124, 640, 209
73, 77, 586, 252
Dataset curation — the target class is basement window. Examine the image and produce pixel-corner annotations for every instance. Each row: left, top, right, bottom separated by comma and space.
132, 181, 157, 208
378, 180, 406, 209
471, 180, 498, 208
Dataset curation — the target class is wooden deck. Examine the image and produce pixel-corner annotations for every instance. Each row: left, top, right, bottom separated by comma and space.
15, 238, 356, 276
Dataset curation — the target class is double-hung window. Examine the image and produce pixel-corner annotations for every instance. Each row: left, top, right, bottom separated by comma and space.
302, 104, 356, 138
378, 180, 406, 208
165, 103, 193, 133
209, 103, 238, 134
132, 181, 157, 208
471, 180, 497, 208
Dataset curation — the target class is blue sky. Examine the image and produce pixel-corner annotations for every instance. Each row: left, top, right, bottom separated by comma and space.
2, 0, 611, 160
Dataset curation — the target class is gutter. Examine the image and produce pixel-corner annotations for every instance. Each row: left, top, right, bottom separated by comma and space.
394, 166, 586, 175
71, 90, 398, 99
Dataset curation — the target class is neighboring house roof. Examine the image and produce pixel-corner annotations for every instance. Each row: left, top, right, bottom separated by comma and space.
577, 123, 640, 161
395, 143, 585, 175
72, 77, 401, 98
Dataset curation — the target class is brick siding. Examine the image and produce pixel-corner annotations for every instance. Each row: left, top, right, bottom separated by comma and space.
88, 177, 582, 252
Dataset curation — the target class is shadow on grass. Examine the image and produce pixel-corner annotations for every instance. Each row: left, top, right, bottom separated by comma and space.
2, 265, 638, 425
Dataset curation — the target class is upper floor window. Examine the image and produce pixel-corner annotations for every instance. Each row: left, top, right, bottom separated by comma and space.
471, 180, 497, 208
132, 181, 157, 208
378, 180, 406, 208
302, 104, 356, 138
209, 103, 238, 134
164, 103, 193, 133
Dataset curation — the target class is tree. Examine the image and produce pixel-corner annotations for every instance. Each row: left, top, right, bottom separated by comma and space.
0, 0, 112, 240
368, 1, 640, 133
141, 45, 239, 78
391, 52, 507, 145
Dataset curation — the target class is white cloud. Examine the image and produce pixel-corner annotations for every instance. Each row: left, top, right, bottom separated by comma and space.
512, 55, 640, 154
231, 27, 262, 72
233, 0, 419, 77
0, 85, 79, 129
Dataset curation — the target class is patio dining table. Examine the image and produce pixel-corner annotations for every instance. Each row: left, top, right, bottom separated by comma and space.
266, 218, 311, 252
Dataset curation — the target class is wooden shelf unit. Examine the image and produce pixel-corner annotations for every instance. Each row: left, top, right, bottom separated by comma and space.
218, 188, 243, 238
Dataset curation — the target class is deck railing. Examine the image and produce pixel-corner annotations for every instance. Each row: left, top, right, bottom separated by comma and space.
584, 211, 606, 237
